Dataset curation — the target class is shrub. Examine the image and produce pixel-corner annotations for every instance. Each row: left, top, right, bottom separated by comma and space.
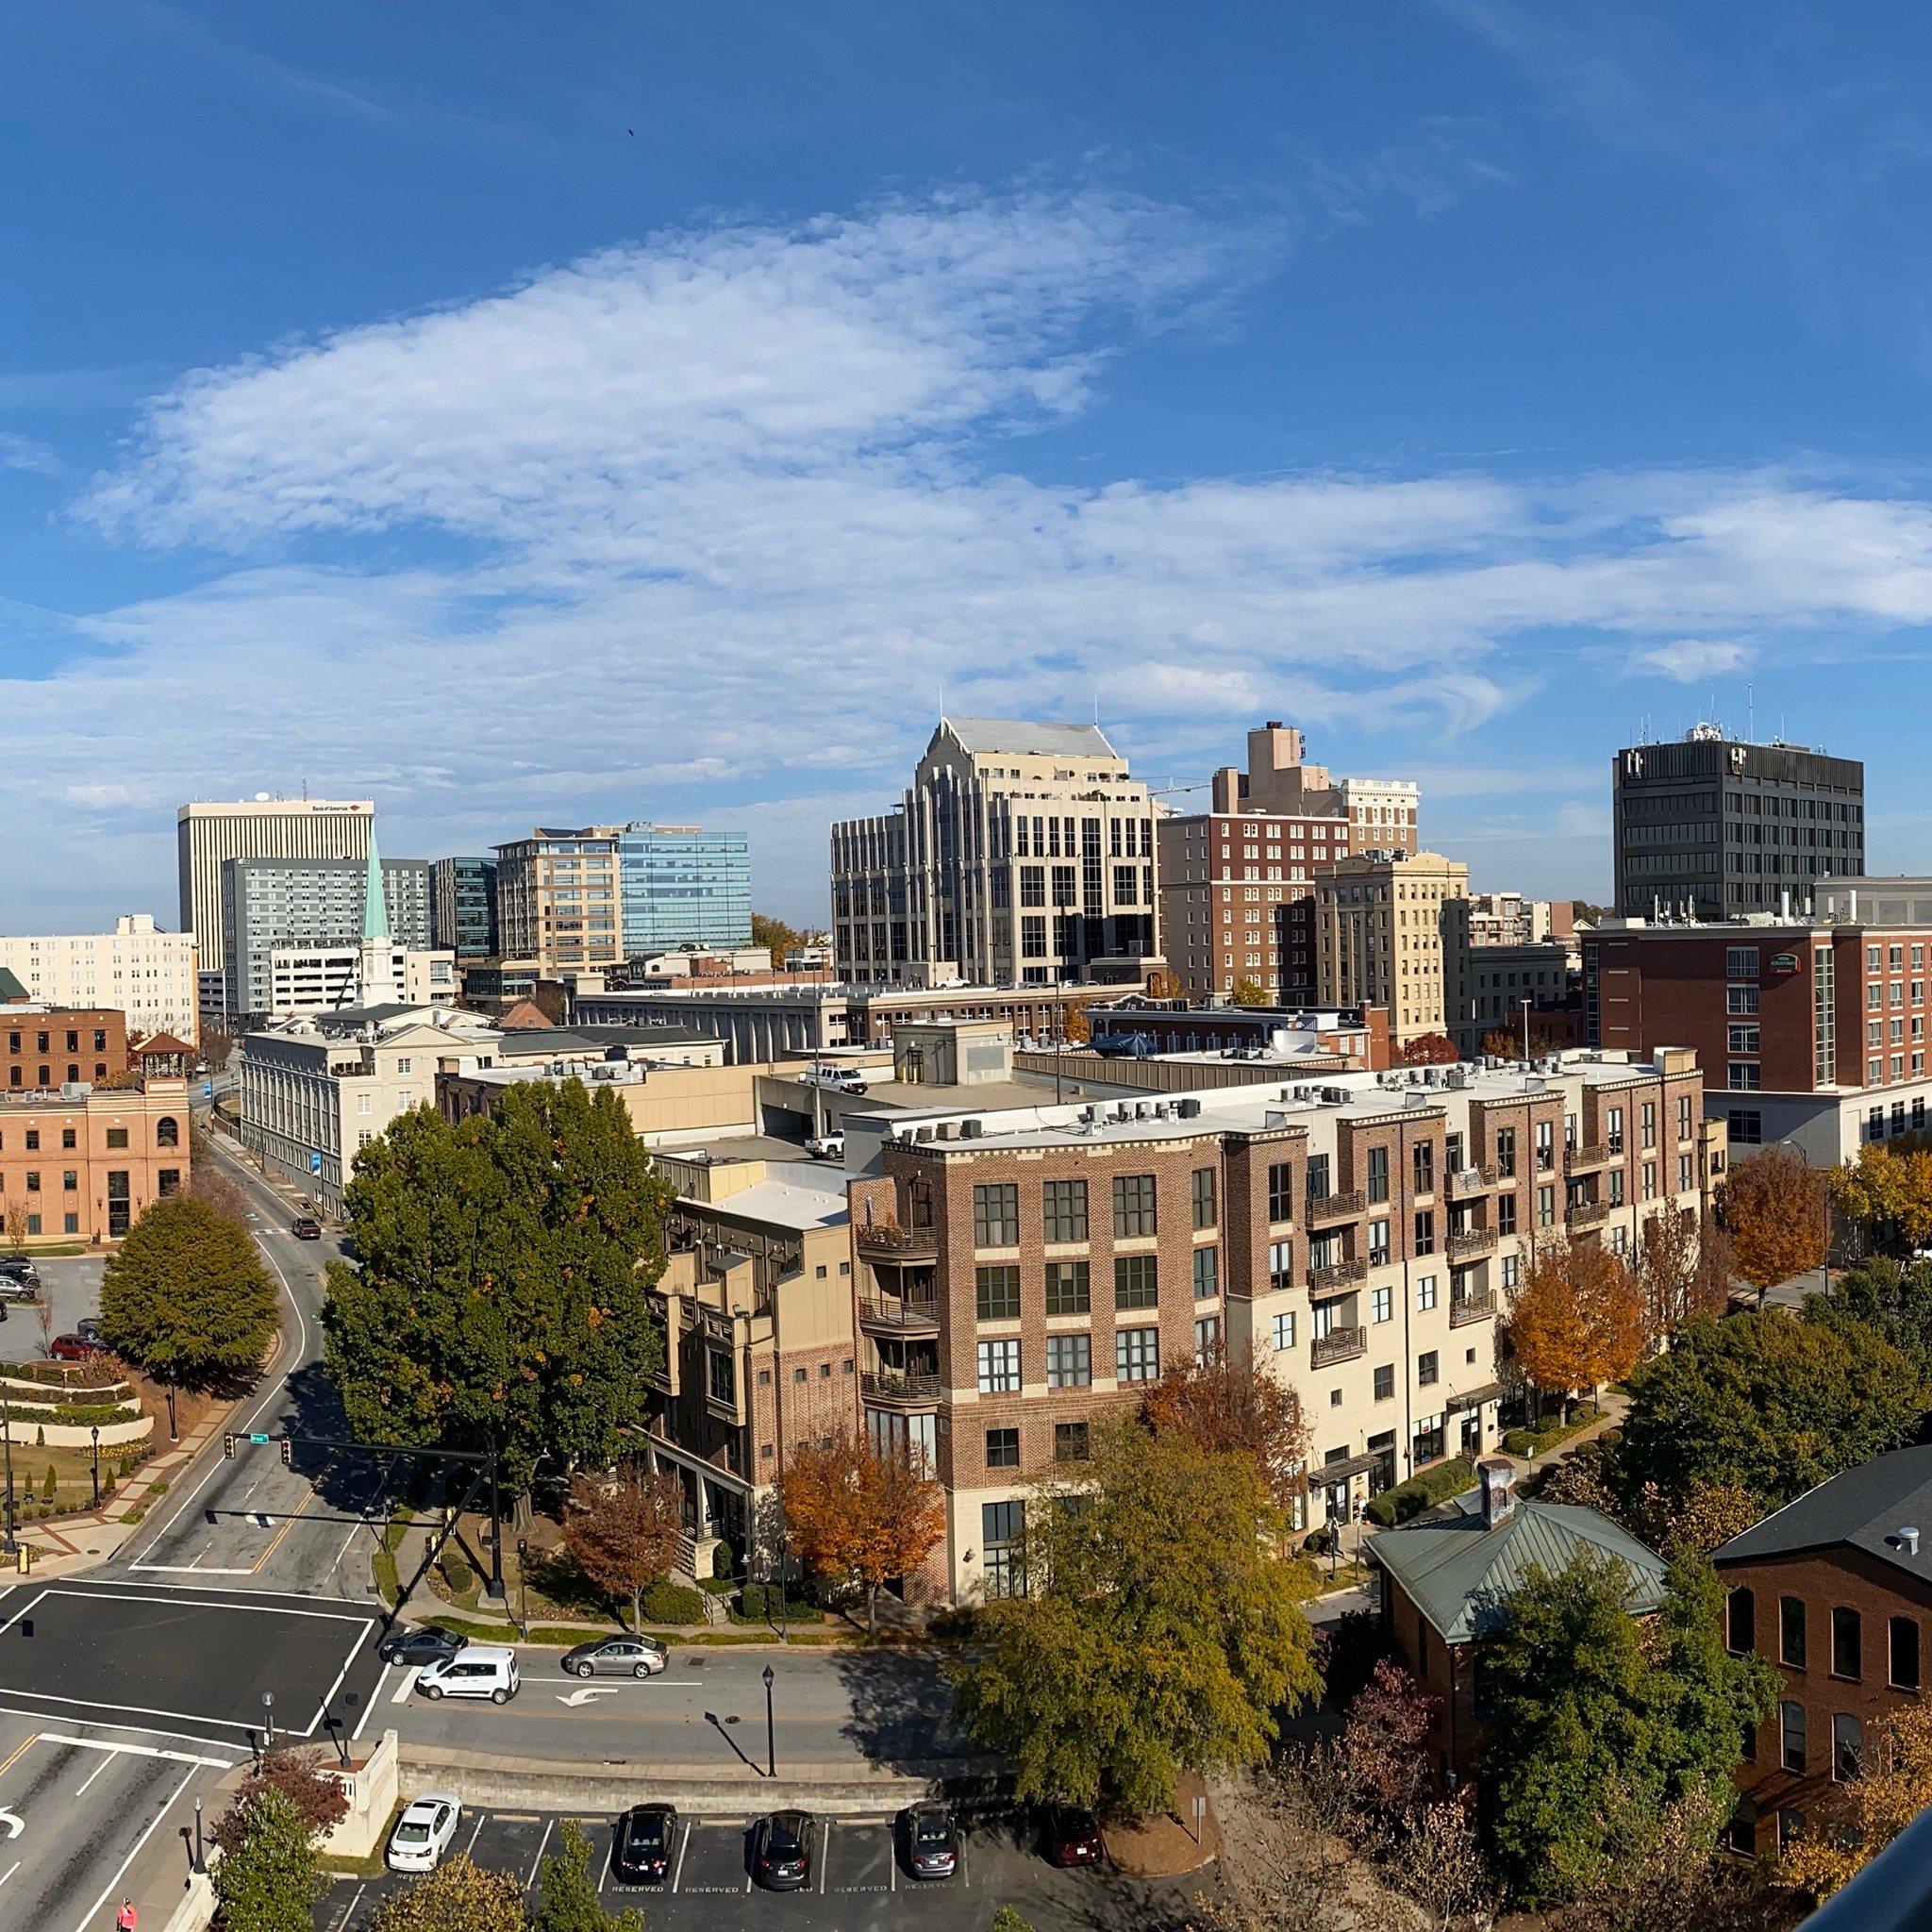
41, 1466, 55, 1502
734, 1582, 819, 1624
639, 1578, 706, 1624
1364, 1456, 1476, 1527
710, 1541, 735, 1581
441, 1556, 475, 1596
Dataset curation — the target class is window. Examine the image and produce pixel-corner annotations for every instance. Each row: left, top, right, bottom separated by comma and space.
1495, 1127, 1516, 1177
1417, 1350, 1439, 1387
1044, 1260, 1090, 1315
1368, 1218, 1391, 1265
1536, 1184, 1557, 1228
1269, 1239, 1294, 1292
976, 1339, 1021, 1393
1412, 1142, 1434, 1195
1727, 985, 1760, 1015
1727, 1587, 1756, 1655
1413, 1210, 1435, 1256
973, 1183, 1018, 1247
1371, 1284, 1392, 1324
1726, 945, 1759, 979
1113, 1174, 1158, 1238
985, 1427, 1020, 1470
1054, 1421, 1090, 1462
1890, 1617, 1922, 1690
1115, 1326, 1160, 1382
975, 1265, 1020, 1322
1115, 1253, 1160, 1310
1041, 1179, 1087, 1242
707, 1349, 735, 1407
982, 1501, 1024, 1598
1367, 1145, 1389, 1203
1272, 1310, 1297, 1352
1194, 1314, 1221, 1356
1046, 1335, 1091, 1388
1374, 1364, 1394, 1401
1267, 1160, 1293, 1224
1778, 1808, 1805, 1855
1781, 1701, 1807, 1774
1192, 1247, 1218, 1301
1191, 1167, 1218, 1230
1781, 1595, 1807, 1669
1415, 1274, 1438, 1312
1832, 1606, 1862, 1680
155, 1116, 179, 1148
1833, 1712, 1863, 1783
1498, 1192, 1517, 1235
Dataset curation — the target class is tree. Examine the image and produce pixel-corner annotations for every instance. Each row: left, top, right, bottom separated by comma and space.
1830, 1140, 1932, 1250
1784, 1695, 1932, 1899
100, 1193, 279, 1390
750, 911, 808, 968
1721, 1145, 1828, 1305
1230, 977, 1269, 1008
1063, 1003, 1091, 1045
1, 1201, 25, 1252
367, 1856, 525, 1932
1636, 1209, 1732, 1352
1613, 1309, 1925, 1521
781, 1434, 945, 1633
1482, 1553, 1777, 1903
1506, 1239, 1643, 1400
952, 1422, 1322, 1817
1396, 1033, 1460, 1067
321, 1082, 672, 1494
1145, 969, 1181, 999
563, 1468, 683, 1631
1334, 1658, 1436, 1823
1398, 1798, 1491, 1932
212, 1787, 324, 1932
1140, 1345, 1308, 1514
198, 1026, 235, 1070
215, 1749, 348, 1852
1482, 1016, 1572, 1061
532, 1820, 645, 1931
1803, 1256, 1932, 1390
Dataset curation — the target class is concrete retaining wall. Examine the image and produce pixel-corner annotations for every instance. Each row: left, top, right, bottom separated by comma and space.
318, 1729, 400, 1861
22, 1412, 152, 1449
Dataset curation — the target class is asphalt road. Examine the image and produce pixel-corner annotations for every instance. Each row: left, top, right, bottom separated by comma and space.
316, 1805, 1206, 1932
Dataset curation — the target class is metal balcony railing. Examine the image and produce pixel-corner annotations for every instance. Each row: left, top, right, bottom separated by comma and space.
1311, 1326, 1367, 1368
1447, 1228, 1497, 1260
859, 1371, 941, 1407
1307, 1190, 1366, 1224
1308, 1257, 1369, 1294
1449, 1291, 1497, 1326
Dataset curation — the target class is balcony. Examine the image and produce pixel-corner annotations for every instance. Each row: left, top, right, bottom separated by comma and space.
860, 1371, 941, 1409
1308, 1257, 1369, 1295
1567, 1141, 1613, 1170
1307, 1189, 1366, 1225
1447, 1228, 1496, 1261
1450, 1290, 1497, 1327
1566, 1198, 1611, 1230
858, 1295, 941, 1338
1447, 1163, 1499, 1198
856, 1224, 940, 1264
1311, 1326, 1367, 1369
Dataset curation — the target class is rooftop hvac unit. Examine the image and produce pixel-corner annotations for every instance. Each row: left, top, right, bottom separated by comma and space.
1322, 1086, 1351, 1105
1405, 1092, 1433, 1109
1078, 1107, 1097, 1125
961, 1118, 984, 1139
1177, 1096, 1203, 1119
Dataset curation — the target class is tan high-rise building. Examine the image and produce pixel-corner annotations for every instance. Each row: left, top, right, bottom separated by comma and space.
0, 915, 199, 1043
1313, 850, 1471, 1049
1158, 723, 1420, 1003
830, 720, 1158, 987
492, 826, 625, 976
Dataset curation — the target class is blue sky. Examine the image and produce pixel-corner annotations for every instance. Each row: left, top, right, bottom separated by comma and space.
9, 2, 1932, 925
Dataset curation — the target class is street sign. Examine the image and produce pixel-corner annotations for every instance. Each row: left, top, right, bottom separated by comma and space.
248, 1432, 271, 1445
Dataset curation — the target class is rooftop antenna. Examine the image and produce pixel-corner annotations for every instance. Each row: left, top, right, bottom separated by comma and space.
1747, 682, 1755, 742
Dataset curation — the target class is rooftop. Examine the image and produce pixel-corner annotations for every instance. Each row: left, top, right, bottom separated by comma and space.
1713, 1444, 1932, 1587
941, 717, 1121, 760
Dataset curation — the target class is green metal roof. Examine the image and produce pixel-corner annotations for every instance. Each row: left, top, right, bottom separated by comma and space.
361, 825, 390, 942
0, 968, 25, 1001
1368, 1492, 1669, 1643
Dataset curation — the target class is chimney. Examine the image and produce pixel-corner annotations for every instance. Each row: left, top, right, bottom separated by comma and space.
1476, 1457, 1517, 1529
1904, 1526, 1922, 1557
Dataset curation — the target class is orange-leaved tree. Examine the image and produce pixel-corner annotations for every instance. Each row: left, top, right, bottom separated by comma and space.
563, 1467, 683, 1631
1505, 1238, 1643, 1403
1722, 1144, 1828, 1306
781, 1434, 945, 1634
1784, 1695, 1932, 1900
1141, 1345, 1309, 1514
1831, 1140, 1932, 1250
1396, 1032, 1460, 1067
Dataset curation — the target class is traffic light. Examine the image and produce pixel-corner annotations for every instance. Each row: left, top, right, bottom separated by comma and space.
279, 1437, 292, 1467
223, 1432, 236, 1459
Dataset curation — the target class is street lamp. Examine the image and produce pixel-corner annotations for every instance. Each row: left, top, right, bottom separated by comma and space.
261, 1690, 275, 1755
192, 1793, 206, 1875
0, 1384, 14, 1557
516, 1537, 530, 1641
89, 1424, 100, 1509
762, 1664, 776, 1780
164, 1382, 177, 1442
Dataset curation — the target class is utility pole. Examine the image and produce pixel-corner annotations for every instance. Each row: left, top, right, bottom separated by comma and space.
1, 1384, 13, 1556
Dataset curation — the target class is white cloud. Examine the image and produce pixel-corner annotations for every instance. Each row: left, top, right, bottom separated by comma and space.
1626, 638, 1753, 682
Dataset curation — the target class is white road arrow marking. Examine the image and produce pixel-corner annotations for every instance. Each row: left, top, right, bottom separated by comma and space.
556, 1687, 619, 1707
0, 1810, 22, 1840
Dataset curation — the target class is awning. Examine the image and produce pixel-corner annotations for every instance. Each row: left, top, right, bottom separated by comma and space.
1446, 1381, 1506, 1414
1307, 1454, 1378, 1491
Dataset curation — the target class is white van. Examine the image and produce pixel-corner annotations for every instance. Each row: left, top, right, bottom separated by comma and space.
415, 1644, 520, 1705
804, 1064, 867, 1093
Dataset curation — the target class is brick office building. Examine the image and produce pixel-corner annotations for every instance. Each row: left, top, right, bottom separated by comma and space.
0, 1002, 130, 1091
1584, 917, 1932, 1161
1714, 1445, 1932, 1859
0, 1076, 190, 1246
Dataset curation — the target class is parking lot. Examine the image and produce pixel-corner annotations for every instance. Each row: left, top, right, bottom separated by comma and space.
315, 1807, 1207, 1931
0, 1252, 103, 1350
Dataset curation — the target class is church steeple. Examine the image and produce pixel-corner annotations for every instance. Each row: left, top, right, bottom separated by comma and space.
361, 825, 391, 942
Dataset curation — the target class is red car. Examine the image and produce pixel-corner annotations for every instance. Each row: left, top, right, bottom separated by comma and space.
48, 1334, 94, 1362
1042, 1806, 1106, 1868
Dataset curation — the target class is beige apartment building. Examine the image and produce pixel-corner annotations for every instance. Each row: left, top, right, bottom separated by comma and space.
838, 1046, 1720, 1604
0, 915, 199, 1043
1314, 850, 1472, 1050
830, 719, 1159, 987
493, 827, 625, 976
1158, 723, 1422, 1003
0, 1076, 191, 1246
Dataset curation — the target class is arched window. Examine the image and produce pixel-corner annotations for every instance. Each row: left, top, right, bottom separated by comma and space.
155, 1116, 180, 1148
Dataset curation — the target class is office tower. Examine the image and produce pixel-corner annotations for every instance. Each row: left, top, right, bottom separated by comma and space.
432, 856, 499, 958
493, 826, 625, 975
1312, 850, 1472, 1049
618, 824, 752, 957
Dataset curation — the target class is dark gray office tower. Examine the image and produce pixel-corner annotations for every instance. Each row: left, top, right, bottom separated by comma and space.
1612, 725, 1864, 922
432, 856, 499, 958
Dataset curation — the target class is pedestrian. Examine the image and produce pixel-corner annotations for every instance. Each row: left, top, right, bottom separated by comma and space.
116, 1902, 136, 1931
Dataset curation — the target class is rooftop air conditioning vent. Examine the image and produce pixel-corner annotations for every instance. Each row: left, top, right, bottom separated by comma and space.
961, 1118, 983, 1139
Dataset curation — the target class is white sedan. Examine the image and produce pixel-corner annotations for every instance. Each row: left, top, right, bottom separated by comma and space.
386, 1793, 463, 1873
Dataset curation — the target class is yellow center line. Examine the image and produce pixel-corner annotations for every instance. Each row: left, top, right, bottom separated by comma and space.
249, 1450, 337, 1575
0, 1732, 39, 1781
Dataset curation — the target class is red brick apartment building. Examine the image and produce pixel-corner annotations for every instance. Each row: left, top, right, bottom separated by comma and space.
0, 1076, 189, 1245
1714, 1445, 1932, 1859
1584, 918, 1932, 1161
0, 1006, 129, 1091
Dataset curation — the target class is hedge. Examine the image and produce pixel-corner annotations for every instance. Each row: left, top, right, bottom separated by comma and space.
1364, 1456, 1477, 1528
733, 1583, 821, 1624
1500, 1402, 1601, 1460
639, 1578, 707, 1624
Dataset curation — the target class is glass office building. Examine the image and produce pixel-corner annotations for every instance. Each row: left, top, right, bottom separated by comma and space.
619, 824, 752, 956
432, 856, 499, 958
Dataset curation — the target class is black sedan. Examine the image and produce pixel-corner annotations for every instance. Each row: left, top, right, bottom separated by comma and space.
611, 1803, 677, 1886
753, 1810, 814, 1890
903, 1801, 958, 1879
377, 1625, 469, 1669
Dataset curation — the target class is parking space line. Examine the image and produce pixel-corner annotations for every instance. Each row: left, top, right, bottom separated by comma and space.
818, 1828, 827, 1892
526, 1817, 555, 1888
0, 1590, 48, 1639
306, 1615, 376, 1738
464, 1813, 486, 1857
41, 1732, 233, 1771
0, 1858, 18, 1888
672, 1820, 690, 1892
388, 1667, 416, 1706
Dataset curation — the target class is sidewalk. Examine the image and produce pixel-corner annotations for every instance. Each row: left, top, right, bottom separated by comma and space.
94, 1752, 242, 1932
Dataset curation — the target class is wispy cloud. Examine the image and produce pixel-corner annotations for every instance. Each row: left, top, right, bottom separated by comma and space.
0, 431, 60, 476
1626, 638, 1752, 682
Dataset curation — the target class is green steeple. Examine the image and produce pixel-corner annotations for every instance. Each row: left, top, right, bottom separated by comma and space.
362, 826, 391, 942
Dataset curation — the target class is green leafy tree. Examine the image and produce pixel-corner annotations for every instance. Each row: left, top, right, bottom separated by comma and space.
1482, 1554, 1777, 1903
100, 1193, 279, 1390
212, 1787, 324, 1932
951, 1421, 1322, 1817
322, 1081, 673, 1493
367, 1856, 525, 1932
1803, 1257, 1932, 1390
532, 1820, 645, 1931
1230, 977, 1269, 1008
1613, 1309, 1925, 1521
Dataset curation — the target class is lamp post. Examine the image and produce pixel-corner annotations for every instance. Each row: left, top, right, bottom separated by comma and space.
89, 1424, 100, 1509
164, 1382, 177, 1443
516, 1537, 530, 1641
1520, 995, 1532, 1064
0, 1384, 14, 1557
261, 1690, 275, 1755
192, 1793, 205, 1875
762, 1664, 775, 1779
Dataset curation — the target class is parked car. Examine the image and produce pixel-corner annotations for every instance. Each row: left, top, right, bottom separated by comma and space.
561, 1634, 668, 1680
753, 1810, 814, 1890
903, 1801, 958, 1880
48, 1334, 94, 1362
0, 1258, 40, 1293
0, 1280, 34, 1305
611, 1803, 677, 1886
386, 1793, 462, 1873
1042, 1806, 1106, 1868
291, 1215, 322, 1240
806, 1132, 844, 1161
377, 1624, 468, 1669
414, 1644, 519, 1704
75, 1318, 102, 1344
